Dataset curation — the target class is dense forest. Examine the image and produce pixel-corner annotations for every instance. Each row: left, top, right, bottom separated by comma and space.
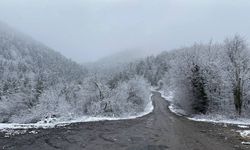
0, 22, 249, 124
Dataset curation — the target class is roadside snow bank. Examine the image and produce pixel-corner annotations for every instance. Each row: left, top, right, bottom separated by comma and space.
158, 90, 174, 102
159, 90, 250, 145
169, 104, 188, 116
0, 95, 154, 130
158, 90, 187, 116
187, 115, 250, 126
159, 90, 250, 125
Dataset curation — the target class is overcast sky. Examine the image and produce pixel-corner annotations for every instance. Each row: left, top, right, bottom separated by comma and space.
0, 0, 250, 62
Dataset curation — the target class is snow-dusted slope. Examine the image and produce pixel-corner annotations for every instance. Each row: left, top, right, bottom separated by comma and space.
0, 22, 153, 126
0, 22, 85, 83
0, 22, 86, 123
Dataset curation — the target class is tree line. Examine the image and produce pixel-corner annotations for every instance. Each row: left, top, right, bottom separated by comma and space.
0, 22, 249, 123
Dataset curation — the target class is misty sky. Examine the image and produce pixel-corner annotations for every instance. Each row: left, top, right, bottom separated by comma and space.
0, 0, 250, 63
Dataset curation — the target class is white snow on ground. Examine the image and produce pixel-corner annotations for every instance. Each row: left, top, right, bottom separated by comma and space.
158, 90, 250, 126
150, 87, 158, 92
237, 130, 250, 138
237, 130, 250, 145
0, 95, 154, 130
158, 90, 174, 102
158, 90, 187, 116
0, 129, 39, 138
242, 141, 250, 145
169, 104, 188, 116
188, 115, 250, 126
159, 90, 250, 145
238, 125, 249, 129
2, 129, 28, 138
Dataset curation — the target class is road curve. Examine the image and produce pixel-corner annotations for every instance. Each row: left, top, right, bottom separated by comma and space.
0, 92, 247, 150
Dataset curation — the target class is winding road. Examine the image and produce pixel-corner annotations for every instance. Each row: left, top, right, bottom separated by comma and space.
0, 92, 248, 150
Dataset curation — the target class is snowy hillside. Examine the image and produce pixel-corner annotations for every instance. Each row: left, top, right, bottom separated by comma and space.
0, 22, 152, 124
0, 22, 86, 123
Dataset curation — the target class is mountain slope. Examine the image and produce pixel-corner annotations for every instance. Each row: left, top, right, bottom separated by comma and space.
0, 22, 86, 83
0, 22, 87, 123
0, 22, 151, 124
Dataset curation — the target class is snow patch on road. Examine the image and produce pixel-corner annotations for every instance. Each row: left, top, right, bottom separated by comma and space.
238, 125, 249, 129
2, 129, 27, 138
237, 130, 250, 145
1, 129, 38, 138
0, 95, 154, 130
242, 141, 250, 145
237, 130, 250, 138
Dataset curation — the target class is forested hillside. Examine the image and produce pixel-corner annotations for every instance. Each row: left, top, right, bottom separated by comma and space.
0, 22, 89, 123
0, 21, 249, 125
117, 35, 250, 118
0, 23, 151, 124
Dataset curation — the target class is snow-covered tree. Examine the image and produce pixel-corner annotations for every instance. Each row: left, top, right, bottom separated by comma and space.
224, 35, 250, 115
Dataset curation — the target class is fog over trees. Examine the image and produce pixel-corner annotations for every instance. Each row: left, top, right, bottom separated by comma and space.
0, 22, 250, 124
